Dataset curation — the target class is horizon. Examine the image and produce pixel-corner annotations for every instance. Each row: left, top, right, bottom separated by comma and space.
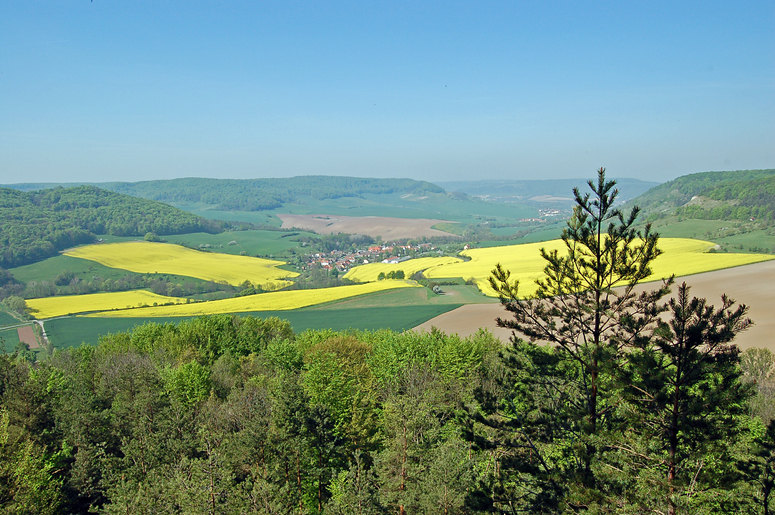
1, 1, 773, 184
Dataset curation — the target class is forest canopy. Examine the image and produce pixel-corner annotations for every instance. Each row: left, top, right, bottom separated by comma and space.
0, 186, 222, 268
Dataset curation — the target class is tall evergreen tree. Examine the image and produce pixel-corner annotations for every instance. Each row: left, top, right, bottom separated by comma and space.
487, 168, 673, 505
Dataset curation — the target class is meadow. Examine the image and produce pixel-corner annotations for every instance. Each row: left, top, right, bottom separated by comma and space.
9, 254, 135, 284
64, 241, 298, 288
36, 283, 489, 348
165, 228, 317, 257
42, 303, 463, 349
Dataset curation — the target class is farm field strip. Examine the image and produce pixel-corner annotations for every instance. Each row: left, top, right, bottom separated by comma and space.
27, 290, 185, 319
81, 280, 420, 318
64, 241, 298, 287
343, 256, 464, 282
423, 237, 775, 297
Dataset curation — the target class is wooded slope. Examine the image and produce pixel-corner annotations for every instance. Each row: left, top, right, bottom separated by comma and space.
633, 169, 775, 221
0, 186, 221, 268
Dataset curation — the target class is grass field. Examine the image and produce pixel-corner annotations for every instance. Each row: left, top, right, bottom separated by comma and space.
166, 229, 317, 258
307, 284, 495, 309
9, 254, 136, 284
0, 327, 21, 352
43, 303, 462, 348
424, 237, 775, 297
0, 310, 20, 327
26, 290, 185, 319
171, 203, 282, 226
64, 241, 298, 287
343, 256, 464, 283
714, 230, 775, 253
649, 217, 775, 254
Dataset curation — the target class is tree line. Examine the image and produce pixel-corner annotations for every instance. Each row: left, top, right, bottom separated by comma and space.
0, 186, 223, 268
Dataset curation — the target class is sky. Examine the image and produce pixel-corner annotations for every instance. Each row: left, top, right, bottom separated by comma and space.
1, 1, 773, 184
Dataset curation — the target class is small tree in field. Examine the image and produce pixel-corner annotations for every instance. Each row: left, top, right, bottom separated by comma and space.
488, 168, 673, 495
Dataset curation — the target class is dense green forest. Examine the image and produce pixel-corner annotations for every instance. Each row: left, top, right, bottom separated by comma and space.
632, 169, 775, 221
0, 186, 223, 268
1, 312, 773, 513
100, 176, 445, 212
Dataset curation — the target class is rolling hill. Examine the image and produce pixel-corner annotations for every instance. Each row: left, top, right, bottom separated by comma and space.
627, 169, 775, 253
0, 185, 222, 268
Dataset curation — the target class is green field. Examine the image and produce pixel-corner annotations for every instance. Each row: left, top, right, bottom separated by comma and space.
0, 309, 27, 353
0, 310, 20, 327
8, 254, 230, 294
647, 217, 775, 254
9, 254, 133, 284
0, 327, 21, 353
477, 224, 565, 248
715, 229, 775, 253
166, 229, 317, 258
172, 203, 282, 226
308, 284, 495, 309
38, 284, 490, 348
43, 303, 463, 348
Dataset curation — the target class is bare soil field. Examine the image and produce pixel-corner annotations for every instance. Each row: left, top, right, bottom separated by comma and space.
17, 325, 40, 349
277, 214, 459, 240
414, 260, 775, 351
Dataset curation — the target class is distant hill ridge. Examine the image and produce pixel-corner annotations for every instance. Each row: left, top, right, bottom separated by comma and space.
6, 176, 444, 212
0, 185, 221, 268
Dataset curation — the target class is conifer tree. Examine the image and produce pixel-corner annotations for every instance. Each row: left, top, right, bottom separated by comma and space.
622, 282, 752, 514
488, 168, 673, 501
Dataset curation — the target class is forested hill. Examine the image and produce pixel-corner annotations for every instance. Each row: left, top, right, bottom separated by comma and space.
0, 186, 222, 268
631, 169, 775, 221
99, 176, 444, 211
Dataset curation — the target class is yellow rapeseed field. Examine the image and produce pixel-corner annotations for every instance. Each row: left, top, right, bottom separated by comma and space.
64, 241, 298, 288
424, 237, 775, 297
27, 290, 185, 319
343, 256, 463, 283
84, 280, 419, 318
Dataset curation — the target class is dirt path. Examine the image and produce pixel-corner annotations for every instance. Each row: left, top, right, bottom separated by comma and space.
413, 260, 775, 351
277, 214, 459, 240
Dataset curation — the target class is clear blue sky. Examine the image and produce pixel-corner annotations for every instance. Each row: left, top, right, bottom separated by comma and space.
1, 1, 773, 184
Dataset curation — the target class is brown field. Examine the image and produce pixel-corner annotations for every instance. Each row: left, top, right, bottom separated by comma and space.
277, 214, 459, 240
17, 325, 39, 349
414, 260, 775, 351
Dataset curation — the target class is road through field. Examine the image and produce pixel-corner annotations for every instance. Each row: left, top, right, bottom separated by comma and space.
414, 260, 775, 351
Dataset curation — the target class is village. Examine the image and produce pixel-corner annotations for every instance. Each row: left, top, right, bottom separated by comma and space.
302, 242, 441, 274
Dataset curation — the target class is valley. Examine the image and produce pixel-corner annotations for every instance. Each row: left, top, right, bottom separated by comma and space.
2, 171, 774, 351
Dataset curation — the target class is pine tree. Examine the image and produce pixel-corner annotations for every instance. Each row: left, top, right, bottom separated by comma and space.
487, 168, 673, 504
622, 282, 752, 514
